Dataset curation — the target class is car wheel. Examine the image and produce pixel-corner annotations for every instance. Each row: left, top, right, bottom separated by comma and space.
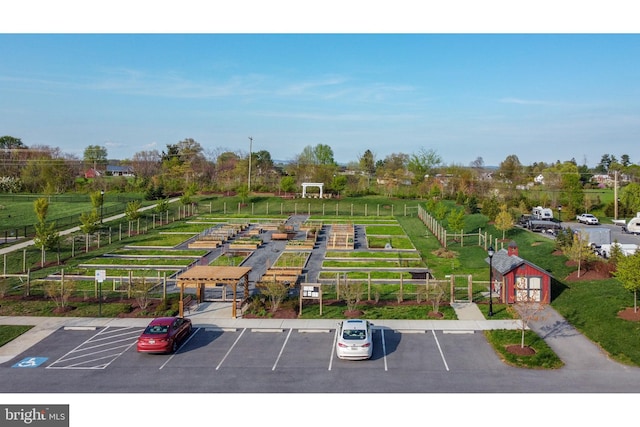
171, 340, 178, 353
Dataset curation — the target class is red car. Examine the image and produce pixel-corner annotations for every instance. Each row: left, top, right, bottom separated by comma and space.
137, 317, 192, 354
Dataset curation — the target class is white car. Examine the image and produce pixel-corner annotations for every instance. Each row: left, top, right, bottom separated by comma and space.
336, 319, 374, 360
576, 213, 599, 225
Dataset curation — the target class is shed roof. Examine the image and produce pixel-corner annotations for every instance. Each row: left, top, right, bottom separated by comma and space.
486, 248, 552, 277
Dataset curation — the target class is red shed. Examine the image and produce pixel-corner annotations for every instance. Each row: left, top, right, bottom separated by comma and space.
486, 242, 553, 304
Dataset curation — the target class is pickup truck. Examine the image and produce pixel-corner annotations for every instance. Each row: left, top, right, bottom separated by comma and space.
576, 213, 599, 225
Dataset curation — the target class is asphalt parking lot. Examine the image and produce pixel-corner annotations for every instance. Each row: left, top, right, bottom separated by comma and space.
4, 320, 640, 394
1, 323, 520, 393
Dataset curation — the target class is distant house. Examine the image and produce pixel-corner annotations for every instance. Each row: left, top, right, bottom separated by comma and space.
106, 165, 135, 177
84, 168, 102, 178
486, 242, 553, 304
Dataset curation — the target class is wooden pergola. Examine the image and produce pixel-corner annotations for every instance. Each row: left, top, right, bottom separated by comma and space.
176, 265, 252, 318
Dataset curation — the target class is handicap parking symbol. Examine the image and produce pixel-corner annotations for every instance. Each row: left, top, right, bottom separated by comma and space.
12, 357, 48, 368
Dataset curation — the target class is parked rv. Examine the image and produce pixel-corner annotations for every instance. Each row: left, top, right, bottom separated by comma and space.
597, 243, 640, 258
621, 215, 640, 235
531, 206, 554, 221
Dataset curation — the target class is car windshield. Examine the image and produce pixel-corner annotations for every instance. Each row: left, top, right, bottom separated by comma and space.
145, 325, 169, 334
342, 329, 366, 340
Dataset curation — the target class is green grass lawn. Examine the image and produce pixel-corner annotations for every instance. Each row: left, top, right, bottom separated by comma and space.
0, 325, 33, 347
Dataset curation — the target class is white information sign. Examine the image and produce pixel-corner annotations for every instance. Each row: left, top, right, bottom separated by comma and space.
95, 269, 106, 283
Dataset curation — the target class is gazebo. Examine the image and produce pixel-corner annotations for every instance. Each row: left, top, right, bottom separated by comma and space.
301, 182, 324, 198
176, 265, 252, 318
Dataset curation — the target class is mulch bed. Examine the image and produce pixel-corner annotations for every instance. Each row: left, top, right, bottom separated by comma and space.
506, 344, 536, 356
618, 307, 640, 322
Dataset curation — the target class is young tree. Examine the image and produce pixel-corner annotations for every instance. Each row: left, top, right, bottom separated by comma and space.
43, 280, 75, 309
447, 208, 466, 234
257, 280, 290, 313
132, 277, 155, 311
339, 282, 364, 312
562, 231, 598, 277
79, 210, 100, 252
507, 280, 548, 348
495, 204, 515, 240
426, 281, 446, 315
125, 200, 142, 221
613, 252, 640, 313
32, 197, 60, 266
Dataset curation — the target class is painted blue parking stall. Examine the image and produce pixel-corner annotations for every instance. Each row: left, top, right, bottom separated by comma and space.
12, 357, 48, 368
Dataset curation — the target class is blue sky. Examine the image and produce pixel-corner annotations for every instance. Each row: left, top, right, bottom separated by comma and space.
1, 33, 639, 167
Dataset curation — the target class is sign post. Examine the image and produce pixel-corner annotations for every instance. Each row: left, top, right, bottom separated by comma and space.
300, 283, 322, 316
95, 269, 106, 317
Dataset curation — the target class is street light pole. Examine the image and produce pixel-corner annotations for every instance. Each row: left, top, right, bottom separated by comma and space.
100, 190, 104, 224
557, 205, 562, 224
248, 137, 253, 193
488, 246, 494, 317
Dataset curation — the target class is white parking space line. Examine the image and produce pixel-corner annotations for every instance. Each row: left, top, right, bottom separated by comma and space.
379, 329, 388, 371
431, 329, 450, 371
48, 326, 143, 370
159, 327, 201, 370
328, 328, 339, 370
216, 328, 246, 370
272, 328, 293, 371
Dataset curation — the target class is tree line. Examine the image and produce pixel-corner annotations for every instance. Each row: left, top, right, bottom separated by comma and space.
2, 134, 640, 221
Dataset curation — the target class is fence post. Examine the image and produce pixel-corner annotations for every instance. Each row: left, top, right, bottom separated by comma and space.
449, 275, 454, 303
468, 275, 473, 302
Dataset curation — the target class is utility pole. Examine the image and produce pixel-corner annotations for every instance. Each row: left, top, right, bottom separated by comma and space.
248, 137, 253, 193
614, 170, 618, 220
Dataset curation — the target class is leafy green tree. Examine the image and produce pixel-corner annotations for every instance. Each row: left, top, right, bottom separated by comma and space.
33, 197, 49, 223
125, 200, 142, 221
32, 197, 60, 266
481, 195, 500, 221
498, 154, 523, 183
562, 231, 598, 278
280, 176, 296, 195
236, 183, 249, 203
447, 208, 465, 233
0, 135, 25, 148
408, 148, 442, 184
79, 210, 100, 235
84, 145, 108, 170
614, 252, 640, 313
358, 149, 376, 176
154, 199, 169, 214
620, 182, 640, 215
495, 204, 515, 240
21, 155, 75, 194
